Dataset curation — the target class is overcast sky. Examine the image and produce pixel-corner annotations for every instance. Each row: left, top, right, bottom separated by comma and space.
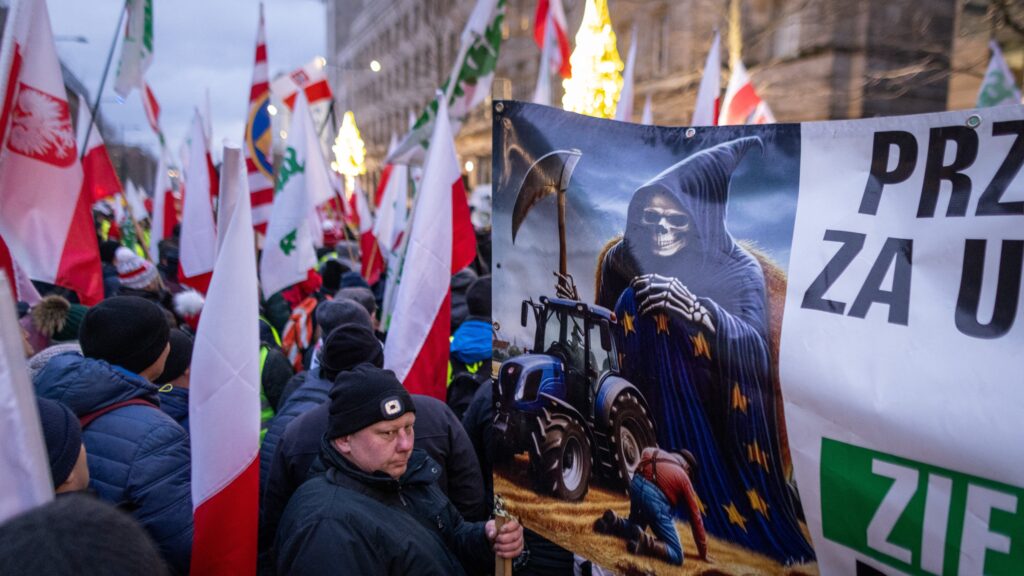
50, 0, 326, 165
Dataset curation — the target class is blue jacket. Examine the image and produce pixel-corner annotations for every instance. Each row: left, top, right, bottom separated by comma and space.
158, 385, 190, 435
34, 354, 193, 575
259, 366, 331, 490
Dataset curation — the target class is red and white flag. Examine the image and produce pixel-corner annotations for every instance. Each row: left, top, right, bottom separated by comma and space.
142, 81, 162, 139
614, 24, 639, 122
149, 149, 176, 262
383, 98, 476, 399
719, 59, 775, 126
373, 156, 408, 260
692, 31, 721, 126
0, 0, 102, 305
270, 58, 333, 110
353, 182, 383, 285
245, 3, 275, 234
534, 0, 571, 78
190, 145, 260, 576
178, 111, 217, 293
0, 274, 53, 524
77, 95, 123, 202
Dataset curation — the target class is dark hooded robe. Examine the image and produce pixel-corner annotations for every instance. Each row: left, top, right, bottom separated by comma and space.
596, 137, 814, 564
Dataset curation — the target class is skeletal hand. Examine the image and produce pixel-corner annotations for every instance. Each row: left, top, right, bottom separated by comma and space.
632, 273, 716, 333
554, 272, 580, 301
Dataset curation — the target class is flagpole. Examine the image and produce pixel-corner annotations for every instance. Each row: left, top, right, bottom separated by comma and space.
81, 0, 129, 162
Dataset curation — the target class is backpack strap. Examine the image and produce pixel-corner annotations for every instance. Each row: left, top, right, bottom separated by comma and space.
80, 398, 158, 428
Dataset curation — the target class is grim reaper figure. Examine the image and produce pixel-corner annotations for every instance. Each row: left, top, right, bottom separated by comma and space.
595, 137, 814, 564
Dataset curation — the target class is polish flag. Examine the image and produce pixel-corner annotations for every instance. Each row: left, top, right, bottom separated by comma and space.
77, 95, 123, 202
270, 58, 333, 110
383, 97, 476, 399
0, 274, 53, 524
178, 111, 217, 293
142, 81, 163, 140
719, 59, 775, 126
614, 24, 639, 122
373, 160, 408, 259
692, 31, 721, 126
190, 145, 260, 576
149, 150, 176, 262
534, 0, 571, 78
0, 0, 102, 305
353, 183, 383, 285
245, 3, 275, 234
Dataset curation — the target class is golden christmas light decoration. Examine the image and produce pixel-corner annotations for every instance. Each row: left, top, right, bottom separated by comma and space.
561, 0, 623, 119
332, 110, 367, 191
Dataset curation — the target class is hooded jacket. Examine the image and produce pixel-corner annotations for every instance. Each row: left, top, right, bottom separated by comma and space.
33, 354, 192, 575
274, 444, 490, 576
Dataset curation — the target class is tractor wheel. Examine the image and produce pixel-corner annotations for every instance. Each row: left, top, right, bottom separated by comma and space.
608, 391, 657, 487
529, 413, 592, 501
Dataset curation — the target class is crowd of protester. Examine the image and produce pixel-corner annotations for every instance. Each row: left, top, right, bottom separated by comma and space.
2, 221, 586, 575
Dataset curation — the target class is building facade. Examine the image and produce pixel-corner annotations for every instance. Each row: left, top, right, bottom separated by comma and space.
326, 0, 1023, 190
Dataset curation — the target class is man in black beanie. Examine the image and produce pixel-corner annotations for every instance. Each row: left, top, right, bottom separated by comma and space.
34, 295, 192, 574
448, 275, 492, 419
36, 397, 89, 494
274, 365, 523, 575
0, 494, 168, 576
156, 329, 193, 434
78, 295, 171, 381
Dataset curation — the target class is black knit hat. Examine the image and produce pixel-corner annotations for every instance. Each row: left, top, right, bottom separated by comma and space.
154, 329, 193, 384
35, 398, 82, 487
0, 494, 168, 576
315, 299, 372, 335
319, 322, 383, 381
327, 364, 414, 439
78, 296, 170, 376
466, 275, 491, 317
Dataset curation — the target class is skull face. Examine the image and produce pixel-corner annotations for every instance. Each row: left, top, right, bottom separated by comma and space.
641, 192, 691, 257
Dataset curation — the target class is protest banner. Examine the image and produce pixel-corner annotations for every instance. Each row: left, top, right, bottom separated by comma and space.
492, 101, 1024, 575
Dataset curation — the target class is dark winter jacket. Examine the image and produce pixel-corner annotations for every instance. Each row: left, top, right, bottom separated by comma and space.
101, 262, 120, 298
158, 385, 190, 435
33, 354, 192, 575
259, 393, 486, 567
274, 445, 490, 576
259, 367, 331, 491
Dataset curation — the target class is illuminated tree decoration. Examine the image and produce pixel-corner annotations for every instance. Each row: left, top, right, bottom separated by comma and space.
331, 110, 367, 191
561, 0, 623, 119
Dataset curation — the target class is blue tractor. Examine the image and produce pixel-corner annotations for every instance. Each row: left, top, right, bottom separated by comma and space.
495, 295, 657, 501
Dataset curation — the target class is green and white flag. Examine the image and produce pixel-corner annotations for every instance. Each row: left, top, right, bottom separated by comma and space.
259, 92, 330, 298
113, 0, 154, 98
977, 40, 1021, 108
387, 0, 505, 164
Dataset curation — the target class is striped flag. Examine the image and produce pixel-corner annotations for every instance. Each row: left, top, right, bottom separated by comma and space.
383, 97, 476, 399
77, 94, 123, 202
270, 58, 333, 110
0, 273, 53, 524
0, 0, 102, 305
719, 59, 775, 126
245, 3, 275, 234
692, 31, 721, 126
113, 0, 154, 99
178, 111, 217, 294
534, 0, 570, 78
142, 81, 163, 143
190, 145, 260, 576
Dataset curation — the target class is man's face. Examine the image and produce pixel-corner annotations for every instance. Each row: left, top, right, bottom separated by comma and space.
641, 192, 691, 257
334, 412, 416, 479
